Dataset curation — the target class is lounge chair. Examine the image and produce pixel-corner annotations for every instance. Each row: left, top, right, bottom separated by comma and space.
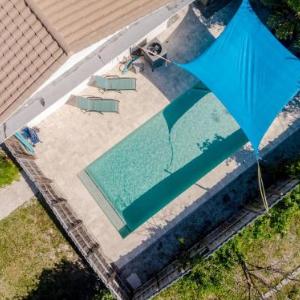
14, 132, 35, 156
74, 96, 119, 113
89, 75, 136, 91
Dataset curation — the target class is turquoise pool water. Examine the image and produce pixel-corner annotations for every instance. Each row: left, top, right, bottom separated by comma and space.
80, 84, 248, 237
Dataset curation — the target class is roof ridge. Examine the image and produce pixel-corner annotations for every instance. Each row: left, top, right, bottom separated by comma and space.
24, 0, 71, 54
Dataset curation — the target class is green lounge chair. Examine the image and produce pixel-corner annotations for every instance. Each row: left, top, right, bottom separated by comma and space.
75, 96, 119, 113
14, 132, 35, 156
89, 75, 136, 91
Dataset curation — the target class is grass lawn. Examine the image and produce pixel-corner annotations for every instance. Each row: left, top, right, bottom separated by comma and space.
0, 150, 20, 188
0, 198, 111, 300
276, 275, 300, 299
156, 184, 300, 299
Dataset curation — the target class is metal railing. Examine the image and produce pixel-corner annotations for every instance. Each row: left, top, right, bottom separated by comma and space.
133, 179, 300, 300
5, 137, 132, 300
5, 136, 299, 300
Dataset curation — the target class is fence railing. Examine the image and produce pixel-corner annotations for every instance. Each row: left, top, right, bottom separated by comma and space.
4, 137, 132, 300
133, 179, 300, 300
5, 136, 299, 300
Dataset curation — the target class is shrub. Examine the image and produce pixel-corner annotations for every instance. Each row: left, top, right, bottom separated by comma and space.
260, 0, 300, 55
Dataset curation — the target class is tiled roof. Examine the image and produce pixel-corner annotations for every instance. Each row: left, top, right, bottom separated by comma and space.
0, 0, 67, 124
0, 0, 172, 125
28, 0, 172, 52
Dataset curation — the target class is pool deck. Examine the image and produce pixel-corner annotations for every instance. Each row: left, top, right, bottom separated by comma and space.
33, 0, 300, 278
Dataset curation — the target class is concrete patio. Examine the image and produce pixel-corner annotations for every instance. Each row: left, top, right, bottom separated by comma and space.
32, 0, 300, 284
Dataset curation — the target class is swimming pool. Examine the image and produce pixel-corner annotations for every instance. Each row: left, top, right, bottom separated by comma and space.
79, 83, 248, 237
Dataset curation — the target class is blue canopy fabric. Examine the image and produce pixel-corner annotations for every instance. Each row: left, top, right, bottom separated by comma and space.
178, 0, 300, 154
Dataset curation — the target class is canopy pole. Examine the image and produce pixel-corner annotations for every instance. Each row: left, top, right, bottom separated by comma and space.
256, 157, 269, 212
139, 47, 173, 64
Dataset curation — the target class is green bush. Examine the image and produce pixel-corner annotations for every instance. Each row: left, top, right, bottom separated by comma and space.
157, 158, 300, 299
260, 0, 300, 55
287, 159, 300, 178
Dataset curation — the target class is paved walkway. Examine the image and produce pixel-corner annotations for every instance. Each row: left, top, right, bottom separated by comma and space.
0, 173, 36, 220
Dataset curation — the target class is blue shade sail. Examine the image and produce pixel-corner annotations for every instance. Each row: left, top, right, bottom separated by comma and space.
178, 0, 300, 153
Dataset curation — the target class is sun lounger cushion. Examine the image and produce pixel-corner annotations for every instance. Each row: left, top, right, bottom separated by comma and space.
14, 132, 35, 155
90, 76, 136, 91
76, 96, 119, 113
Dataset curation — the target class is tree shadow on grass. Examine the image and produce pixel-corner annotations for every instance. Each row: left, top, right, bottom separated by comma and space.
22, 259, 110, 300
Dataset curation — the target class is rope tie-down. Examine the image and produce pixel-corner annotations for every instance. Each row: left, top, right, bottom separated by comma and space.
257, 157, 269, 212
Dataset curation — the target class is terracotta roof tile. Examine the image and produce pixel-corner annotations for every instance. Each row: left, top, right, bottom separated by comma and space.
0, 0, 67, 124
21, 8, 31, 18
14, 63, 24, 75
14, 15, 24, 26
52, 48, 64, 60
41, 34, 53, 46
14, 49, 26, 61
38, 51, 50, 62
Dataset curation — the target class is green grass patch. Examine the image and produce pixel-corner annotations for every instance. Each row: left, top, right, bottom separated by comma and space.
0, 150, 20, 188
0, 198, 111, 299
